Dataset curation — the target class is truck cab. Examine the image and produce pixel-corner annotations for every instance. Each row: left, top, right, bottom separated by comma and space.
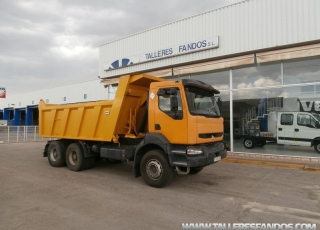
148, 79, 224, 145
133, 78, 226, 186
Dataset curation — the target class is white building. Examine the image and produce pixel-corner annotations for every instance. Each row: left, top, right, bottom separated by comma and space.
1, 0, 320, 156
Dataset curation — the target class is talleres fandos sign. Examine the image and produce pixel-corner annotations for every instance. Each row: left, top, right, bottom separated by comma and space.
106, 36, 219, 70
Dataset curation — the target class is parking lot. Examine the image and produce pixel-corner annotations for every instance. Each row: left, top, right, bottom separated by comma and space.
1, 142, 320, 230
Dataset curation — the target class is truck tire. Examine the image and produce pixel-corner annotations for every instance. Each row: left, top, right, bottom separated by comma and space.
47, 141, 66, 167
66, 143, 95, 171
256, 140, 266, 147
314, 142, 320, 153
140, 150, 174, 188
243, 138, 256, 149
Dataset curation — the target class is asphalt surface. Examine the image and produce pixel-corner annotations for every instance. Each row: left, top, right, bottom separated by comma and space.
0, 142, 320, 230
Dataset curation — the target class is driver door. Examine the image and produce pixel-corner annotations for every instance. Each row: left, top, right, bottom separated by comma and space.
277, 113, 296, 145
294, 113, 317, 147
150, 87, 188, 144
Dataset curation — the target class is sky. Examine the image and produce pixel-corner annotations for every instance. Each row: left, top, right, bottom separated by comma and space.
0, 0, 242, 95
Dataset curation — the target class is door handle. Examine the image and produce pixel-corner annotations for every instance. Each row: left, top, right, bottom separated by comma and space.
155, 124, 161, 130
278, 128, 282, 131
295, 129, 299, 132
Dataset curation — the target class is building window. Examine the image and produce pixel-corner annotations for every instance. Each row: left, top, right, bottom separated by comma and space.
63, 96, 66, 101
233, 62, 281, 89
84, 94, 87, 99
191, 69, 230, 90
46, 99, 49, 103
301, 85, 314, 94
283, 57, 320, 85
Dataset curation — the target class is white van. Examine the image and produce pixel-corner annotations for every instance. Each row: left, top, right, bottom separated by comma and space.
277, 112, 320, 152
243, 112, 320, 153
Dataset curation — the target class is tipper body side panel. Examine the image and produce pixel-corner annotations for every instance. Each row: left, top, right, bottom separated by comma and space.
39, 74, 165, 142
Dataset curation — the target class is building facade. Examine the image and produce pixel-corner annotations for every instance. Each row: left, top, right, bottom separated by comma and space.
98, 0, 320, 157
1, 0, 320, 157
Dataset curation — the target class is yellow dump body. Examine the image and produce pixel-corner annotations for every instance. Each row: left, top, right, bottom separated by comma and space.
39, 74, 165, 142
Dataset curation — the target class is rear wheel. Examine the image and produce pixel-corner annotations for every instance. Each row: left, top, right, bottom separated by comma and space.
243, 138, 256, 149
314, 142, 320, 153
66, 143, 95, 171
256, 140, 266, 147
47, 141, 66, 167
140, 150, 173, 188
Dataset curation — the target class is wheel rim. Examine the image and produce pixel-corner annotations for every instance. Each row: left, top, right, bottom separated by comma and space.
244, 140, 252, 148
146, 159, 162, 180
317, 144, 320, 152
49, 147, 58, 162
68, 149, 78, 166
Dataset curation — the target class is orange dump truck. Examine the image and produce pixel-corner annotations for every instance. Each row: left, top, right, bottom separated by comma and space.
40, 74, 226, 187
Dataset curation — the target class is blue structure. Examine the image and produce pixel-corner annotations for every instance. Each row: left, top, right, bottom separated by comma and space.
3, 108, 13, 125
13, 108, 21, 126
1, 106, 38, 126
26, 106, 39, 126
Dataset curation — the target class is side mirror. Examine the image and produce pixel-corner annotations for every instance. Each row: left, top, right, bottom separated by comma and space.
216, 96, 222, 112
170, 88, 177, 95
170, 96, 178, 112
316, 121, 320, 128
157, 89, 166, 96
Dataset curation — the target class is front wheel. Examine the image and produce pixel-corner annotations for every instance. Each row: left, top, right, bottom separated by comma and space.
140, 150, 174, 188
243, 138, 256, 149
314, 142, 320, 153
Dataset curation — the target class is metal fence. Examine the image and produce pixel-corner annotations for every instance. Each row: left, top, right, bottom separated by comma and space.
0, 126, 50, 143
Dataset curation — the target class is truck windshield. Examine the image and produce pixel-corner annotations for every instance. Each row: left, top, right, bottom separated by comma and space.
184, 86, 220, 117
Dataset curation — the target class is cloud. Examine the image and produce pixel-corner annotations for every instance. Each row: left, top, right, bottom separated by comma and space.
49, 34, 98, 59
0, 0, 242, 95
233, 87, 284, 101
236, 77, 281, 89
218, 85, 230, 91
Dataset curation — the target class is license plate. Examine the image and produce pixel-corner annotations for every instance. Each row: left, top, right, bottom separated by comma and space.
214, 156, 221, 162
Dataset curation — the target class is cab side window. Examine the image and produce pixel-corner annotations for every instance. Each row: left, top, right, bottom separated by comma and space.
158, 88, 183, 120
280, 114, 293, 126
297, 114, 316, 127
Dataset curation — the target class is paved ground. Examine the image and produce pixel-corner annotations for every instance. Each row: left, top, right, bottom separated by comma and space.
234, 139, 320, 158
0, 142, 320, 230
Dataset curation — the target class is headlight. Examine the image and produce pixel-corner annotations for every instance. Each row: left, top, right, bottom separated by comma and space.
187, 148, 203, 156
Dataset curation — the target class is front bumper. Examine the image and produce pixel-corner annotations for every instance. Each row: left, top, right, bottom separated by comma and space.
170, 142, 226, 168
